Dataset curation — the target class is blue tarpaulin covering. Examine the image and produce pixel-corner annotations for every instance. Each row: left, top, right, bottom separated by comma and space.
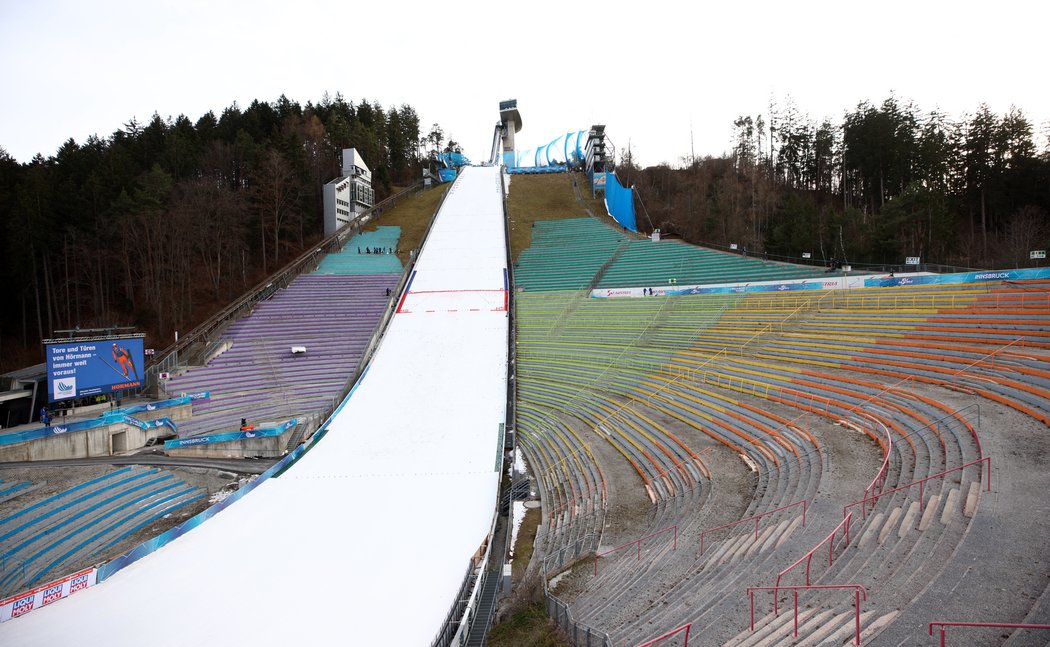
603, 171, 636, 232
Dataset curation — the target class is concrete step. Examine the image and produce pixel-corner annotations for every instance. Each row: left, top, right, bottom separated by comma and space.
776, 513, 806, 550
854, 610, 899, 645
918, 494, 942, 531
793, 610, 854, 647
897, 501, 921, 540
814, 610, 875, 645
857, 512, 885, 549
877, 507, 902, 545
940, 488, 960, 525
963, 481, 980, 518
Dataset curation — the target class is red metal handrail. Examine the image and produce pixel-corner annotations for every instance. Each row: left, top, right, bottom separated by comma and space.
594, 525, 677, 576
774, 513, 852, 601
843, 456, 991, 519
852, 414, 892, 514
748, 584, 867, 645
928, 621, 1050, 646
698, 500, 807, 555
950, 337, 1026, 386
634, 622, 691, 647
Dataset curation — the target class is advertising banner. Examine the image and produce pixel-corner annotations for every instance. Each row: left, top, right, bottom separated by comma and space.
591, 273, 892, 299
46, 336, 145, 402
0, 568, 96, 622
0, 414, 177, 447
164, 418, 298, 449
590, 267, 1050, 300
864, 267, 1050, 288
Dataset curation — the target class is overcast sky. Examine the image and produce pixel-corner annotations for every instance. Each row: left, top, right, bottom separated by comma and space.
2, 0, 1048, 168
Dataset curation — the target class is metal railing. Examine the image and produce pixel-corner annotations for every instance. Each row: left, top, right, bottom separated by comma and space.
928, 621, 1050, 646
593, 525, 677, 576
774, 513, 853, 596
698, 500, 806, 556
542, 532, 601, 576
635, 623, 691, 647
748, 584, 867, 646
546, 590, 614, 647
843, 456, 991, 519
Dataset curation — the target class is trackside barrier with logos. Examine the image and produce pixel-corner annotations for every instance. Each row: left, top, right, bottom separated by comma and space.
0, 568, 96, 623
163, 418, 298, 449
591, 266, 1050, 299
0, 414, 177, 446
591, 273, 925, 299
6, 409, 306, 621
96, 442, 307, 582
0, 393, 205, 446
864, 267, 1050, 287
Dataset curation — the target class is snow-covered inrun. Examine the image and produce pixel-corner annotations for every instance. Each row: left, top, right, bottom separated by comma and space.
1, 166, 509, 646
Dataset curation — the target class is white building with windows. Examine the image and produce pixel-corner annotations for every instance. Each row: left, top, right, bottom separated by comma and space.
323, 148, 375, 236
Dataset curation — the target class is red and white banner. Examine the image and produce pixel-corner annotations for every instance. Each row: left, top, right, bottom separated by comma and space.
0, 568, 97, 622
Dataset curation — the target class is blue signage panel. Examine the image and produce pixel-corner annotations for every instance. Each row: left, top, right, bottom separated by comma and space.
46, 337, 145, 402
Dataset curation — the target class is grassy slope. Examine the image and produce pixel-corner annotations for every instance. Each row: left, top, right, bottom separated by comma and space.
360, 183, 450, 263
507, 173, 594, 263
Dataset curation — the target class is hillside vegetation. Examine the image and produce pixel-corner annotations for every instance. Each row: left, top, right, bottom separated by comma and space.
623, 96, 1050, 270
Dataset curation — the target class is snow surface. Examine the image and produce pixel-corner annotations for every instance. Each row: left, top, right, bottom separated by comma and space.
1, 166, 509, 646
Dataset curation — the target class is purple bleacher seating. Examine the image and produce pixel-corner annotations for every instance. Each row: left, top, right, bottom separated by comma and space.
165, 273, 399, 436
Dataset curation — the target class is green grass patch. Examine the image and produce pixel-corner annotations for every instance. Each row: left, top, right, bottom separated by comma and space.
487, 601, 569, 647
507, 173, 593, 263
364, 184, 449, 264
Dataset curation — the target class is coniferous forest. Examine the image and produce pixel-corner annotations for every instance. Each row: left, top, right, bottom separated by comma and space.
623, 96, 1049, 272
1, 94, 1048, 372
0, 93, 439, 371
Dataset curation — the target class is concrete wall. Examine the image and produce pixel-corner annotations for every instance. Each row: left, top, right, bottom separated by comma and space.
166, 431, 291, 459
0, 406, 190, 463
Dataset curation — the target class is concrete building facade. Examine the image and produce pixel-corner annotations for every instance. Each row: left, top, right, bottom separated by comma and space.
323, 148, 375, 236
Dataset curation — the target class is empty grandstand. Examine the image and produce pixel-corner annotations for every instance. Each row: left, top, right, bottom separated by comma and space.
512, 207, 1050, 646
163, 227, 404, 438
0, 165, 510, 646
1, 140, 1048, 647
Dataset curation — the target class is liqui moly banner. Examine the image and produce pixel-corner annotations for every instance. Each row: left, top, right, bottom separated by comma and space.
0, 568, 97, 622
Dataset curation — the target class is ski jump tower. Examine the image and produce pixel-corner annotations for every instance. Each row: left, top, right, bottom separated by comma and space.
491, 99, 522, 166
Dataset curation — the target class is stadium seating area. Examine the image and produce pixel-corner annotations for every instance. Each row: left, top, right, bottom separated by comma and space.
0, 467, 205, 598
0, 480, 42, 506
513, 218, 837, 293
516, 214, 1050, 645
164, 229, 404, 437
315, 226, 402, 274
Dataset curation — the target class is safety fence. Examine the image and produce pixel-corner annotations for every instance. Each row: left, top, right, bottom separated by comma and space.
546, 592, 614, 647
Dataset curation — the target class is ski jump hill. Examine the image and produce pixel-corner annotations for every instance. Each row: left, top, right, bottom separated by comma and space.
0, 166, 510, 645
